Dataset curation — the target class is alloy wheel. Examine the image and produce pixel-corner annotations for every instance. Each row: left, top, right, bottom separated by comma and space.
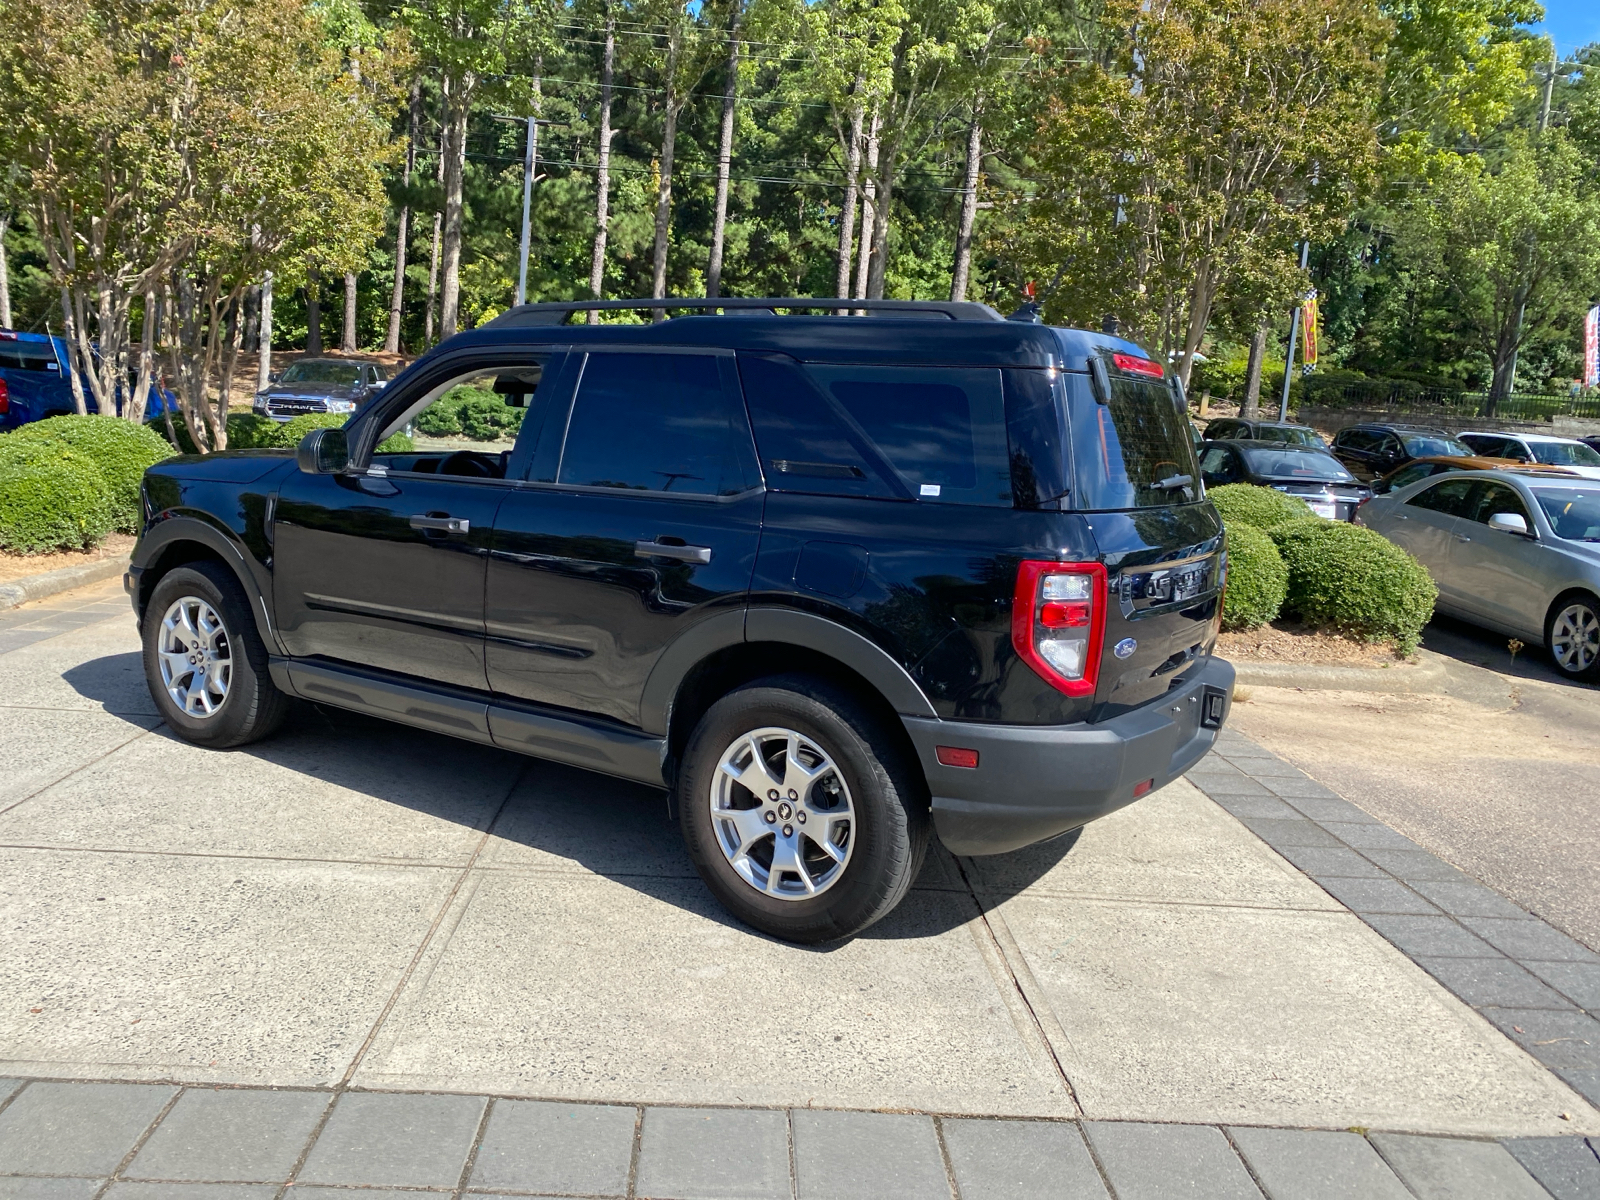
1551, 602, 1600, 675
708, 726, 855, 899
157, 595, 232, 718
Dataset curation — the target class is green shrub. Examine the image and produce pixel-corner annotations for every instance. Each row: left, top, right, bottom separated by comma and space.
411, 386, 521, 442
268, 412, 413, 454
145, 412, 279, 453
1221, 521, 1287, 631
10, 415, 173, 532
1270, 518, 1437, 652
0, 453, 116, 553
1207, 483, 1317, 531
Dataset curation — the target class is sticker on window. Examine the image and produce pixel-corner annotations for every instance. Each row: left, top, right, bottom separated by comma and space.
920, 484, 941, 497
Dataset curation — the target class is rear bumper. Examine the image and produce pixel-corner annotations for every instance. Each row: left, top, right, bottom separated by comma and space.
902, 656, 1235, 856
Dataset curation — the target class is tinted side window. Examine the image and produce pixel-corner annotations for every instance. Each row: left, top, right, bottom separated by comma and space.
807, 364, 1012, 506
1386, 462, 1437, 491
1406, 478, 1477, 517
559, 352, 754, 496
1200, 446, 1241, 485
736, 352, 897, 499
1337, 429, 1375, 452
1467, 482, 1530, 525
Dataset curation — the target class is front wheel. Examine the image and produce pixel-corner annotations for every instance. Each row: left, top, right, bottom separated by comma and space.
1546, 594, 1600, 682
677, 675, 929, 943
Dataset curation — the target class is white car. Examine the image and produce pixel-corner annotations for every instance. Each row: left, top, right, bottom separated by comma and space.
1356, 470, 1600, 680
1458, 431, 1600, 480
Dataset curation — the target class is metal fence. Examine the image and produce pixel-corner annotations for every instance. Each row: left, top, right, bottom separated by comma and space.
1309, 381, 1600, 421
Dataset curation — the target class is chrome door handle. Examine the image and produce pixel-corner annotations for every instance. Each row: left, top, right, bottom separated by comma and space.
635, 540, 712, 564
410, 515, 470, 534
1455, 534, 1471, 543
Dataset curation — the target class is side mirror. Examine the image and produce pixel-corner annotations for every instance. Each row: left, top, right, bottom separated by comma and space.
297, 427, 349, 474
1487, 512, 1529, 536
268, 370, 282, 383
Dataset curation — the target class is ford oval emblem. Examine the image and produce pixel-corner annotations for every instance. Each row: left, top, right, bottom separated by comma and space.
1114, 637, 1137, 659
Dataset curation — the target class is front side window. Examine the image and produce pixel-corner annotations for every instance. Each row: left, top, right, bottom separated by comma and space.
1199, 446, 1241, 486
1467, 482, 1531, 526
805, 364, 1012, 506
379, 357, 551, 478
558, 352, 754, 496
1529, 441, 1600, 468
1385, 462, 1439, 492
1406, 477, 1478, 518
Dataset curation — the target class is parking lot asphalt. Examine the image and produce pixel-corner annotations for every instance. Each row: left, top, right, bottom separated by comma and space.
2, 580, 1598, 1198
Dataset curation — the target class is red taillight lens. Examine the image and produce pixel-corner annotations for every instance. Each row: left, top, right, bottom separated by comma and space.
1111, 353, 1164, 379
935, 746, 980, 769
1011, 561, 1108, 697
0, 377, 9, 415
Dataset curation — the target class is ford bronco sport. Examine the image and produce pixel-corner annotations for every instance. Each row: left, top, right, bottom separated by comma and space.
128, 298, 1234, 942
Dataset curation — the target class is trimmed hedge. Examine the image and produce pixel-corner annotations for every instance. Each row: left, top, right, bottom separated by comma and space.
1207, 483, 1316, 531
0, 451, 116, 553
1221, 522, 1288, 631
268, 413, 414, 453
412, 386, 523, 441
11, 415, 173, 532
1269, 518, 1437, 652
146, 412, 279, 453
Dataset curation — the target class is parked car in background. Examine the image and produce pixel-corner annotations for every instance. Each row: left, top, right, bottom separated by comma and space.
1, 329, 173, 429
1330, 424, 1473, 481
1373, 455, 1577, 495
1356, 470, 1600, 681
128, 296, 1235, 943
253, 358, 389, 422
1198, 440, 1370, 520
1578, 435, 1600, 457
1457, 431, 1600, 480
1201, 418, 1328, 450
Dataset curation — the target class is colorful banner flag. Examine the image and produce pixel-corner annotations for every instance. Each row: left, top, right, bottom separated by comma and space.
1300, 292, 1319, 374
1586, 305, 1599, 389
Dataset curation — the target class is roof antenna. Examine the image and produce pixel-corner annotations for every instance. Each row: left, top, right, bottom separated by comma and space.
1008, 281, 1042, 324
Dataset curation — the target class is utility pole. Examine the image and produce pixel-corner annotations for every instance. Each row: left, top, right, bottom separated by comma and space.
1279, 240, 1310, 422
1504, 46, 1569, 403
494, 106, 566, 309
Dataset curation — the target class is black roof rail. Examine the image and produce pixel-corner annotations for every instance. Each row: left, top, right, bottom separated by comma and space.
486, 297, 1008, 326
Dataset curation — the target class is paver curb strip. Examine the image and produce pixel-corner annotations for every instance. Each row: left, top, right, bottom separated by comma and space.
0, 555, 130, 611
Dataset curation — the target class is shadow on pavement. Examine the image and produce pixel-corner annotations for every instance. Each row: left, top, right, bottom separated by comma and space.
59, 655, 1078, 946
1421, 612, 1596, 693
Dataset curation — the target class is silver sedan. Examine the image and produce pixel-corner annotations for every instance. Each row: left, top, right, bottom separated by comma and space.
1356, 470, 1600, 681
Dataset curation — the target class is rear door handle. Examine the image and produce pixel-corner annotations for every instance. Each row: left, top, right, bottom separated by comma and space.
410, 514, 470, 534
1455, 534, 1471, 543
635, 539, 712, 564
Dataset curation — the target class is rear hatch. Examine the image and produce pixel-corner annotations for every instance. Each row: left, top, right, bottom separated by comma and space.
1058, 365, 1223, 716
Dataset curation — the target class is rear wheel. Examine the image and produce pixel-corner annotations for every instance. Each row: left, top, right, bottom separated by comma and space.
1546, 593, 1600, 682
677, 675, 929, 943
142, 563, 289, 747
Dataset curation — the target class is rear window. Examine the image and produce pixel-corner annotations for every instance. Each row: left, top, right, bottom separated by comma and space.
0, 349, 58, 372
1238, 447, 1353, 481
1065, 374, 1200, 509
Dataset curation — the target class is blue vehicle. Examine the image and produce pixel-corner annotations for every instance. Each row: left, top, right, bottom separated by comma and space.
0, 329, 174, 431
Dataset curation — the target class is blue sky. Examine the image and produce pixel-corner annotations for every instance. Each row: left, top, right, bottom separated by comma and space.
1531, 0, 1600, 56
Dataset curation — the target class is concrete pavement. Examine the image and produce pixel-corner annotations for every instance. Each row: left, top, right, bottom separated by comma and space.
2, 579, 1598, 1198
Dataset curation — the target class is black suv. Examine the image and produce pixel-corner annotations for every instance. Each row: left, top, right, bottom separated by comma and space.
1330, 423, 1472, 482
128, 298, 1234, 942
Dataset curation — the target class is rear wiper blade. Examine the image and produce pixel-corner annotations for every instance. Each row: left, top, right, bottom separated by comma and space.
1150, 474, 1194, 491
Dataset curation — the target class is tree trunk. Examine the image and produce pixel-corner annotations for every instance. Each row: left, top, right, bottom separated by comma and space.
1175, 258, 1216, 390
949, 99, 983, 303
425, 78, 447, 347
588, 14, 617, 323
0, 215, 11, 328
256, 271, 274, 392
59, 287, 88, 414
651, 30, 682, 308
341, 273, 358, 352
855, 111, 881, 302
835, 96, 864, 300
1240, 321, 1268, 419
221, 293, 245, 411
439, 76, 471, 340
305, 267, 322, 356
866, 148, 893, 300
386, 78, 421, 354
130, 290, 157, 424
705, 6, 742, 300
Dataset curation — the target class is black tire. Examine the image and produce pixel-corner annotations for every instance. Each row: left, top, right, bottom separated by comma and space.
677, 674, 930, 943
1544, 591, 1600, 683
142, 562, 289, 747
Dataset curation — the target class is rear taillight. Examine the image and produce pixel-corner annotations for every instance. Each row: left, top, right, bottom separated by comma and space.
0, 377, 9, 415
1011, 561, 1108, 697
1112, 353, 1165, 379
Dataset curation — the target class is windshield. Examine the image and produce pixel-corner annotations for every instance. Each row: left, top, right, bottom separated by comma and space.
1259, 427, 1324, 449
1066, 374, 1201, 509
1240, 446, 1354, 481
281, 361, 362, 386
1530, 441, 1600, 468
1531, 488, 1600, 541
1403, 435, 1471, 457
